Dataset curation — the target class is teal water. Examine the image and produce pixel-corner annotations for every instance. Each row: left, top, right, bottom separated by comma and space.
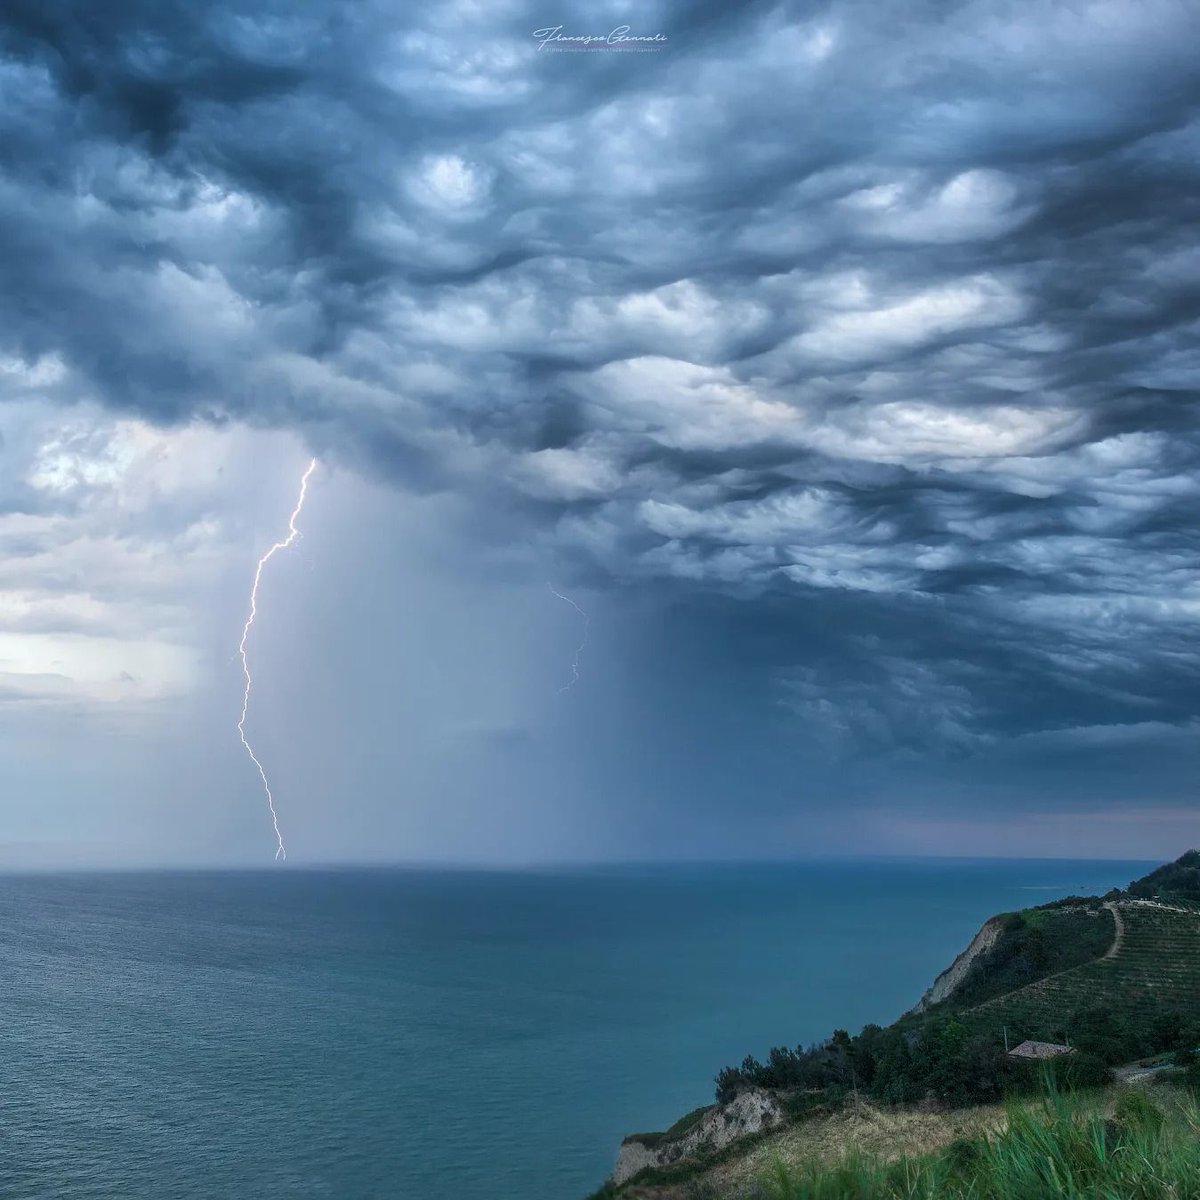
0, 859, 1148, 1198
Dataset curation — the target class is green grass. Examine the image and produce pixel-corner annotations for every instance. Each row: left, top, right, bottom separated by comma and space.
943, 905, 1116, 1011
624, 1104, 715, 1147
760, 1085, 1200, 1200
962, 903, 1200, 1043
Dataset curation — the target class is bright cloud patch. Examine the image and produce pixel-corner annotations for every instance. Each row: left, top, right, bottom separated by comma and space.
0, 404, 305, 710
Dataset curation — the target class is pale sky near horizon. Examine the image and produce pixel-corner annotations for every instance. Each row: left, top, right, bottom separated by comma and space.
1, 0, 1200, 865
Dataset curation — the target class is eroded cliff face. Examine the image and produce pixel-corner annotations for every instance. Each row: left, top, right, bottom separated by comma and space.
908, 917, 1002, 1015
612, 1088, 783, 1185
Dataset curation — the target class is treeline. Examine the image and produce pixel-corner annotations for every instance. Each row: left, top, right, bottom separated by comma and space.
1062, 1003, 1200, 1067
1122, 849, 1200, 903
716, 1020, 1071, 1108
715, 1004, 1200, 1108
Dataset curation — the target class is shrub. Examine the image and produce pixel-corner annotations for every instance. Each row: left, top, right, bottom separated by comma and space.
1112, 1088, 1165, 1132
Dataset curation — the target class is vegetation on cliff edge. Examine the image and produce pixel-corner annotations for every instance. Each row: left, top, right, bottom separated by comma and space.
763, 1085, 1200, 1200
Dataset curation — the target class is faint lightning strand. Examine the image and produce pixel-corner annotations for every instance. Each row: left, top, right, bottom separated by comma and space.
237, 458, 318, 861
547, 582, 589, 693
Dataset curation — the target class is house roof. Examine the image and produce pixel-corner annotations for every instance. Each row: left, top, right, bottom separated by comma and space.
1008, 1040, 1074, 1059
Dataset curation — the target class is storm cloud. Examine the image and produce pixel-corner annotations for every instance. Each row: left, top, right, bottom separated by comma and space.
2, 0, 1200, 858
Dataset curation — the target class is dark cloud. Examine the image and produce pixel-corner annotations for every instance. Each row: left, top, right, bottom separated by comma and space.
2, 0, 1200, 779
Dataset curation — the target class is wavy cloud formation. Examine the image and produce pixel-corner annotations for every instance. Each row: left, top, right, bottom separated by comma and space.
2, 0, 1199, 767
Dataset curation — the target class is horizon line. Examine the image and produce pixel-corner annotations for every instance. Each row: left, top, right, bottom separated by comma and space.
0, 850, 1165, 877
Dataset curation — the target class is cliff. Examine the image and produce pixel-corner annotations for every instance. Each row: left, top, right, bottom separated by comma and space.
611, 1089, 783, 1185
907, 915, 1003, 1014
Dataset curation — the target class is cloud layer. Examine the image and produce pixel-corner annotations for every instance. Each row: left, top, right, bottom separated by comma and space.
2, 0, 1200, 842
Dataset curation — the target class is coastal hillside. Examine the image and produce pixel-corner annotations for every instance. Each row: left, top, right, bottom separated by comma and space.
909, 901, 1116, 1014
595, 1080, 1200, 1200
591, 852, 1200, 1199
962, 900, 1200, 1051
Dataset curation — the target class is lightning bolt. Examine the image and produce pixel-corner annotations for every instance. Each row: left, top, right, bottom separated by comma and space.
547, 582, 589, 693
237, 458, 318, 861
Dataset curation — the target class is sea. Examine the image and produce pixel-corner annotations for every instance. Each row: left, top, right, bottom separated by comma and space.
0, 858, 1149, 1199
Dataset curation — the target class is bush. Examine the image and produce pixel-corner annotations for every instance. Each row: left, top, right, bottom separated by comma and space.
1053, 1051, 1113, 1091
1112, 1088, 1165, 1132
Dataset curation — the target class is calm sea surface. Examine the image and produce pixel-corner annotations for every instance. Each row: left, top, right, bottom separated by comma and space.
0, 859, 1149, 1199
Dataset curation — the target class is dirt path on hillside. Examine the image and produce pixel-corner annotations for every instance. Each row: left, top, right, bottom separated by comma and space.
968, 904, 1121, 1016
1103, 901, 1125, 959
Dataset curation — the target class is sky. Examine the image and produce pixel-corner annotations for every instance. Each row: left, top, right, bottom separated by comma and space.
1, 0, 1199, 866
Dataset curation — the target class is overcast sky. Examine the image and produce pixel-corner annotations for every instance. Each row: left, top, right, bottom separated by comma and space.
1, 0, 1199, 866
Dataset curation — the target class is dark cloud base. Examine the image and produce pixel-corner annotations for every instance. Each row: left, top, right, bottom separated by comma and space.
2, 0, 1200, 791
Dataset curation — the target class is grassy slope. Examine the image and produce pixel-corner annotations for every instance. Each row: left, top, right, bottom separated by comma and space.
605, 1099, 1007, 1200
764, 1084, 1200, 1200
961, 902, 1200, 1041
694, 1098, 1006, 1200
935, 904, 1115, 1011
615, 1080, 1199, 1199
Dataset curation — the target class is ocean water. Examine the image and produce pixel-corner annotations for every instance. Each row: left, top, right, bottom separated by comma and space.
0, 859, 1149, 1199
